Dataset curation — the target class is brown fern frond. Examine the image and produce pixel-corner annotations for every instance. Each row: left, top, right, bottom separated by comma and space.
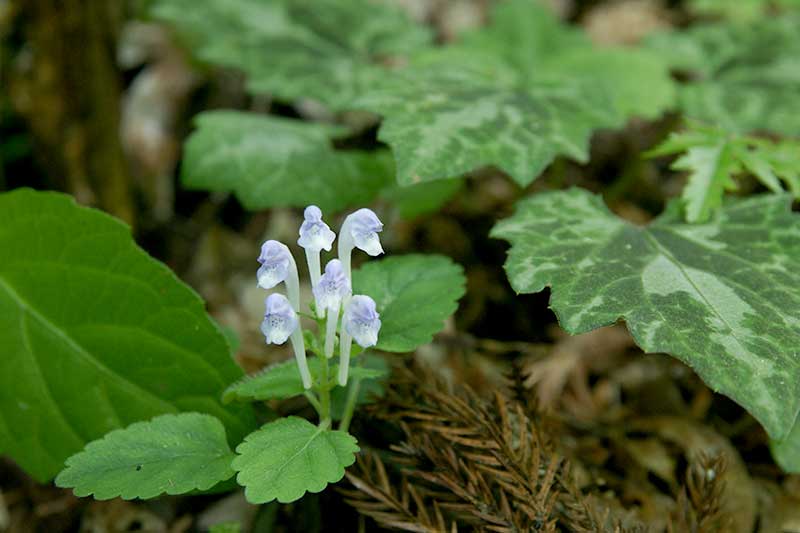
341, 451, 457, 533
667, 454, 732, 533
346, 362, 638, 532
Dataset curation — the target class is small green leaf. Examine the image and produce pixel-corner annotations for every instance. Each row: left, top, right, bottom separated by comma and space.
55, 413, 235, 500
182, 111, 393, 212
492, 188, 800, 442
352, 255, 465, 352
151, 0, 431, 109
0, 189, 254, 481
649, 124, 800, 222
233, 417, 359, 503
224, 357, 387, 404
648, 16, 800, 136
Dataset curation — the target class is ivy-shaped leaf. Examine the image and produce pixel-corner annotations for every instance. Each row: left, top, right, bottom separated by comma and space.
0, 189, 254, 481
182, 111, 392, 212
491, 188, 800, 444
55, 413, 235, 500
352, 254, 465, 352
353, 0, 674, 186
223, 357, 387, 404
648, 16, 800, 136
151, 0, 431, 109
233, 416, 359, 503
649, 124, 800, 222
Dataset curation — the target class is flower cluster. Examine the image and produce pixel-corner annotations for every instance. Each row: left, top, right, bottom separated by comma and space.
257, 206, 383, 388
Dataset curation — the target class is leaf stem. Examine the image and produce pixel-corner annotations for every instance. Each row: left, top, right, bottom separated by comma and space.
338, 377, 361, 433
304, 390, 323, 416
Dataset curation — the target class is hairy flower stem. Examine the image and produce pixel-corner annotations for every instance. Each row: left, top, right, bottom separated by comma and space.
304, 390, 323, 417
318, 353, 332, 426
338, 377, 361, 433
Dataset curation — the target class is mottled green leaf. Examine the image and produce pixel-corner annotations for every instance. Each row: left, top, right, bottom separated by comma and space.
233, 417, 358, 503
380, 178, 463, 218
151, 0, 431, 109
649, 124, 800, 222
354, 0, 673, 185
0, 189, 254, 481
352, 255, 465, 352
492, 188, 800, 442
55, 413, 235, 500
182, 111, 392, 212
223, 357, 387, 404
648, 16, 800, 135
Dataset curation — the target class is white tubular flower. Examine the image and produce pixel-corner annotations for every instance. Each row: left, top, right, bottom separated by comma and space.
260, 294, 311, 389
298, 205, 336, 316
313, 259, 350, 358
257, 240, 300, 311
337, 208, 383, 283
260, 293, 298, 345
338, 295, 381, 386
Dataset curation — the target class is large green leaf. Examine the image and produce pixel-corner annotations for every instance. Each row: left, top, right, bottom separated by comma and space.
151, 0, 431, 109
0, 189, 254, 481
353, 0, 674, 186
649, 124, 800, 222
233, 416, 358, 503
648, 16, 800, 136
352, 254, 465, 352
55, 413, 235, 499
182, 111, 392, 212
491, 188, 800, 442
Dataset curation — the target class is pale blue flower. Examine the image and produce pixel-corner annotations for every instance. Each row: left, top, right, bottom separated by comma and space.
338, 208, 384, 284
260, 293, 298, 345
257, 240, 291, 290
256, 240, 300, 311
297, 205, 335, 253
314, 259, 350, 358
344, 295, 381, 348
347, 208, 383, 257
260, 293, 312, 389
338, 295, 381, 386
313, 259, 350, 313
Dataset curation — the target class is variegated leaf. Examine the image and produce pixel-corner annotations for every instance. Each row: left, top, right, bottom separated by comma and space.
648, 15, 800, 136
491, 188, 800, 444
354, 0, 674, 186
151, 0, 431, 109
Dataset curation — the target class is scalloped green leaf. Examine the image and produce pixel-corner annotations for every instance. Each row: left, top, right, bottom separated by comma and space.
648, 16, 800, 135
352, 254, 465, 352
233, 417, 359, 503
223, 357, 387, 404
0, 189, 255, 481
151, 0, 431, 109
182, 111, 392, 212
55, 413, 235, 500
491, 188, 800, 442
353, 0, 674, 185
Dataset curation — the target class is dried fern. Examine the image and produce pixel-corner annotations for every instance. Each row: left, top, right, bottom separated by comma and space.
344, 363, 631, 532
